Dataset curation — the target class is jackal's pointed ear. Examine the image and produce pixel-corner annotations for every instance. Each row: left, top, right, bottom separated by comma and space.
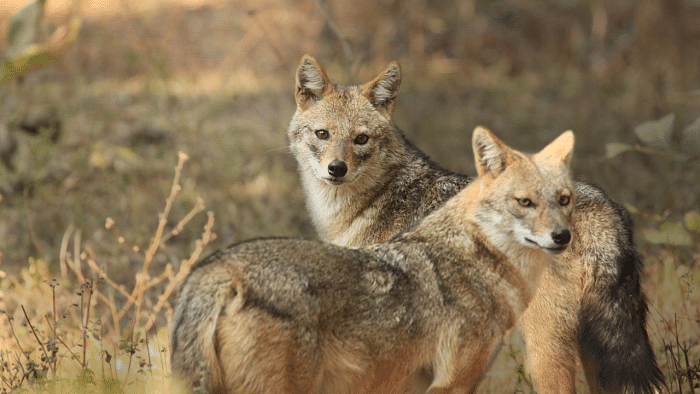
472, 126, 514, 177
362, 61, 401, 119
295, 54, 333, 110
536, 130, 575, 166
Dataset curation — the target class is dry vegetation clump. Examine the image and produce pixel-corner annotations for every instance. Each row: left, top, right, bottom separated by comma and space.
1, 153, 212, 393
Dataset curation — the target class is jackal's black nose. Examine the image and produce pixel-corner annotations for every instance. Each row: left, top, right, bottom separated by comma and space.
551, 227, 571, 245
328, 159, 347, 177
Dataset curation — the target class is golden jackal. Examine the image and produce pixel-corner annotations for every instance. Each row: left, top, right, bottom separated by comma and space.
286, 54, 664, 394
171, 126, 576, 393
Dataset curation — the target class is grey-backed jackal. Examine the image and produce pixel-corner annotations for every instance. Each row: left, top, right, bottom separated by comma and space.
171, 126, 576, 393
286, 54, 664, 394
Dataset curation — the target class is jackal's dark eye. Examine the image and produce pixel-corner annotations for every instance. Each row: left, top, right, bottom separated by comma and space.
517, 198, 533, 207
315, 130, 329, 140
354, 134, 369, 145
559, 195, 571, 206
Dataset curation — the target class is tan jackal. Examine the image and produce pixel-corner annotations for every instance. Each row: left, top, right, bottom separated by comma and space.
170, 127, 576, 393
286, 54, 664, 394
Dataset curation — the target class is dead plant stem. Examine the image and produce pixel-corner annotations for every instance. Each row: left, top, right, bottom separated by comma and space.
20, 306, 51, 373
143, 210, 213, 332
131, 152, 188, 332
6, 313, 28, 360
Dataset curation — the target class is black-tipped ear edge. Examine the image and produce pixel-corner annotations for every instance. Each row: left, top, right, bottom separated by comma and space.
472, 126, 510, 178
295, 54, 333, 110
362, 61, 401, 119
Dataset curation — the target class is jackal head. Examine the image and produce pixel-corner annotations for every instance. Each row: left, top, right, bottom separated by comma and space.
471, 126, 575, 255
287, 54, 404, 188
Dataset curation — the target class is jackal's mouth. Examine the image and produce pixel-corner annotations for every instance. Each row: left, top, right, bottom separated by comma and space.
323, 177, 346, 186
524, 237, 568, 255
544, 245, 568, 255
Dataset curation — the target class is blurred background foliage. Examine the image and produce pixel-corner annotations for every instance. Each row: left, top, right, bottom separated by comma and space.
0, 0, 697, 276
0, 0, 699, 391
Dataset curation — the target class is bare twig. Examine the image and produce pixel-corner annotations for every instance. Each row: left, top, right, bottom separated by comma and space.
143, 210, 214, 332
145, 265, 173, 290
59, 224, 75, 280
91, 167, 201, 327
47, 280, 58, 375
145, 330, 152, 372
682, 342, 696, 394
79, 279, 94, 368
153, 327, 168, 378
53, 326, 82, 366
130, 152, 189, 330
64, 253, 85, 284
158, 197, 205, 245
13, 351, 27, 387
146, 151, 189, 272
85, 254, 134, 302
5, 313, 28, 360
20, 306, 50, 372
121, 318, 137, 388
43, 316, 57, 347
100, 317, 106, 383
67, 228, 85, 283
0, 351, 17, 390
106, 289, 120, 340
51, 282, 57, 346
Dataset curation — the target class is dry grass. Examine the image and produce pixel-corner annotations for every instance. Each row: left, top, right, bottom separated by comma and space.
1, 0, 699, 392
1, 153, 212, 393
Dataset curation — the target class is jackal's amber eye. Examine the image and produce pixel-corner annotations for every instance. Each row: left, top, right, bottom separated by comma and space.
559, 195, 571, 206
315, 130, 329, 140
354, 134, 369, 145
517, 198, 533, 207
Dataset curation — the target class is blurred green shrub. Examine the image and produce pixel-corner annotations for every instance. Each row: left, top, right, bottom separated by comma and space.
2, 0, 81, 83
608, 113, 700, 247
606, 113, 700, 162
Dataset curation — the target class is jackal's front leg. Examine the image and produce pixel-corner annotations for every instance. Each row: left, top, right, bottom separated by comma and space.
518, 264, 580, 394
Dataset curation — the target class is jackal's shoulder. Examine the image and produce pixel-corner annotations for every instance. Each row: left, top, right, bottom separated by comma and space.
379, 137, 473, 221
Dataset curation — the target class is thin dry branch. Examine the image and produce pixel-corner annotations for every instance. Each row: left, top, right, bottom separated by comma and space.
74, 229, 83, 278
85, 253, 133, 302
102, 289, 121, 340
5, 314, 27, 362
132, 152, 189, 327
108, 152, 205, 334
145, 264, 173, 289
20, 306, 51, 374
79, 280, 94, 368
59, 224, 74, 280
158, 196, 205, 245
143, 210, 214, 332
64, 252, 85, 283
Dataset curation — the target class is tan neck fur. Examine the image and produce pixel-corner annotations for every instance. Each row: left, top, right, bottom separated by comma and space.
404, 178, 553, 313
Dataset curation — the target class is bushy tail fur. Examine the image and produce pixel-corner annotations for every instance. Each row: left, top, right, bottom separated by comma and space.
170, 250, 242, 393
576, 184, 664, 393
